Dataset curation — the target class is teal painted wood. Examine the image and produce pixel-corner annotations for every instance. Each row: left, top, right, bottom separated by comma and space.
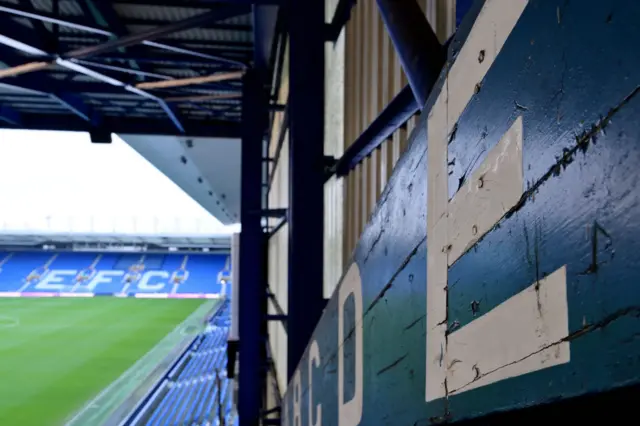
282, 0, 640, 424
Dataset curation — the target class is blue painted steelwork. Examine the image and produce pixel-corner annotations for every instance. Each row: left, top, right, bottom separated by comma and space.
0, 4, 112, 37
239, 69, 269, 426
0, 103, 21, 126
0, 1, 251, 136
287, 0, 326, 381
49, 92, 99, 124
0, 112, 241, 137
281, 0, 640, 424
0, 2, 250, 67
267, 103, 288, 192
326, 0, 357, 42
3, 4, 248, 60
253, 4, 279, 76
456, 0, 474, 27
0, 33, 189, 131
375, 0, 444, 108
335, 84, 417, 176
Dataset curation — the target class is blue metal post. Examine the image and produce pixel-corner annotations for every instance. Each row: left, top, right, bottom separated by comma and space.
335, 84, 417, 176
238, 69, 268, 426
375, 0, 444, 108
287, 0, 326, 380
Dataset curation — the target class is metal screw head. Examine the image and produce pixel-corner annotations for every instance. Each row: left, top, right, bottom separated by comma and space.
478, 50, 485, 63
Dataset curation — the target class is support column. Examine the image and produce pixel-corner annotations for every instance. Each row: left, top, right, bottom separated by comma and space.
376, 0, 444, 108
287, 0, 326, 380
238, 69, 268, 426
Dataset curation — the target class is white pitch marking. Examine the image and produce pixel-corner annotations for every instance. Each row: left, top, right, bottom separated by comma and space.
0, 315, 19, 329
426, 0, 556, 403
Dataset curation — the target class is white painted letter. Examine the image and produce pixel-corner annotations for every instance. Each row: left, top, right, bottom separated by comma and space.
426, 0, 569, 402
138, 271, 169, 291
338, 263, 363, 426
293, 368, 301, 426
309, 339, 322, 426
86, 270, 124, 291
35, 270, 76, 290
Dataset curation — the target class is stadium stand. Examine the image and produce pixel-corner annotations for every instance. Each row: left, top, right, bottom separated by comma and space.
0, 251, 229, 297
126, 299, 236, 426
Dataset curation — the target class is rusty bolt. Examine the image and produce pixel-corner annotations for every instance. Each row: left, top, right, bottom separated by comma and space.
470, 300, 480, 315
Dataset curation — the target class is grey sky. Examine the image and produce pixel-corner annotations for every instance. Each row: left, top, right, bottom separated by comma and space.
0, 130, 237, 235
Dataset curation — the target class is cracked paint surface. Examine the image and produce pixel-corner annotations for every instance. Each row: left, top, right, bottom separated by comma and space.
281, 0, 640, 424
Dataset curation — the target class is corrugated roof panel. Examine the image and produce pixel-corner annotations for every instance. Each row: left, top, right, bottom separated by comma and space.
85, 93, 141, 100
59, 36, 103, 45
121, 25, 252, 44
169, 28, 253, 43
12, 102, 65, 109
218, 14, 253, 26
10, 16, 34, 29
31, 0, 84, 16
70, 74, 104, 83
146, 68, 199, 78
0, 85, 34, 95
97, 106, 127, 112
110, 100, 141, 107
0, 96, 47, 103
57, 25, 108, 36
114, 4, 208, 21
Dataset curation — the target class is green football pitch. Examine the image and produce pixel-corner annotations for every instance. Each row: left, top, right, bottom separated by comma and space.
0, 297, 213, 426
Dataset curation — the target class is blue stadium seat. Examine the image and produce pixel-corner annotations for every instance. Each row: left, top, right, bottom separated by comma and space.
135, 300, 235, 426
0, 251, 230, 297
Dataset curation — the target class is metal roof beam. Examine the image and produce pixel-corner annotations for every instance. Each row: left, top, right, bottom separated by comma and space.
123, 18, 252, 32
65, 4, 250, 59
90, 51, 250, 66
376, 0, 444, 109
0, 113, 242, 138
0, 3, 250, 65
82, 0, 128, 36
327, 0, 357, 42
70, 59, 172, 80
0, 4, 112, 37
0, 77, 104, 124
109, 0, 282, 6
0, 12, 50, 54
0, 34, 186, 132
141, 41, 248, 68
49, 92, 100, 124
0, 76, 127, 96
59, 33, 254, 49
253, 4, 279, 76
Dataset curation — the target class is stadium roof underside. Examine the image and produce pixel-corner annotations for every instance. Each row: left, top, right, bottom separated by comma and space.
0, 230, 231, 252
0, 0, 281, 138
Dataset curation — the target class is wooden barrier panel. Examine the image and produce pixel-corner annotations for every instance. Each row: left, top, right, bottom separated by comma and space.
283, 0, 640, 423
